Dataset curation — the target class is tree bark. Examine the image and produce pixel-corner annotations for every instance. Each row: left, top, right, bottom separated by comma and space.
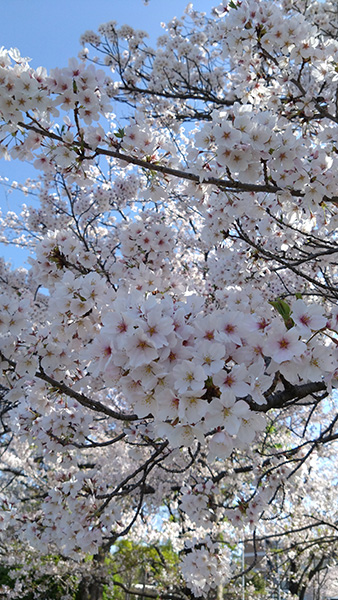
76, 576, 104, 600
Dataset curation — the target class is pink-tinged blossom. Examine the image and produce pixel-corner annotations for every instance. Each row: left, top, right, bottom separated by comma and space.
124, 331, 158, 368
52, 146, 78, 169
102, 311, 135, 349
156, 422, 204, 448
130, 363, 165, 391
171, 307, 194, 340
140, 305, 173, 348
215, 312, 248, 346
156, 389, 179, 420
231, 331, 265, 365
205, 394, 251, 435
193, 314, 219, 342
265, 325, 306, 363
158, 340, 193, 367
173, 360, 206, 393
247, 358, 272, 405
15, 352, 39, 377
86, 333, 118, 375
195, 340, 226, 376
207, 430, 234, 460
132, 391, 157, 418
180, 541, 231, 596
84, 125, 106, 148
329, 306, 338, 332
279, 341, 334, 383
178, 391, 207, 424
291, 299, 327, 336
213, 364, 251, 399
237, 412, 266, 444
69, 296, 92, 317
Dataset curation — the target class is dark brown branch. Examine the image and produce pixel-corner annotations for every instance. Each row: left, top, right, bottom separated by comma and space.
18, 121, 305, 197
251, 380, 327, 412
35, 369, 139, 421
97, 440, 169, 513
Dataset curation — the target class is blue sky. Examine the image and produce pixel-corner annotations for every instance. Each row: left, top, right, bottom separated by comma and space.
0, 0, 216, 70
0, 0, 216, 267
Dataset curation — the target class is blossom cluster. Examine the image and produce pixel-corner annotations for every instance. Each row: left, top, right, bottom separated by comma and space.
1, 0, 338, 596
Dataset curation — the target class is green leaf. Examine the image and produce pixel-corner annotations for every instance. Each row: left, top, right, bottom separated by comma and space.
115, 128, 125, 139
269, 298, 291, 320
269, 298, 294, 329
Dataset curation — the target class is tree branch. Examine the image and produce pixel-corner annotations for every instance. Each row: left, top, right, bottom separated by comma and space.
18, 121, 305, 197
35, 369, 139, 421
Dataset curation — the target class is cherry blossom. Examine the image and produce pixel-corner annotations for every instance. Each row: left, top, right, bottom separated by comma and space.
1, 1, 338, 596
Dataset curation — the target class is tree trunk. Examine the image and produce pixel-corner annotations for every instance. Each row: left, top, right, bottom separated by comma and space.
76, 548, 107, 600
76, 576, 104, 600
